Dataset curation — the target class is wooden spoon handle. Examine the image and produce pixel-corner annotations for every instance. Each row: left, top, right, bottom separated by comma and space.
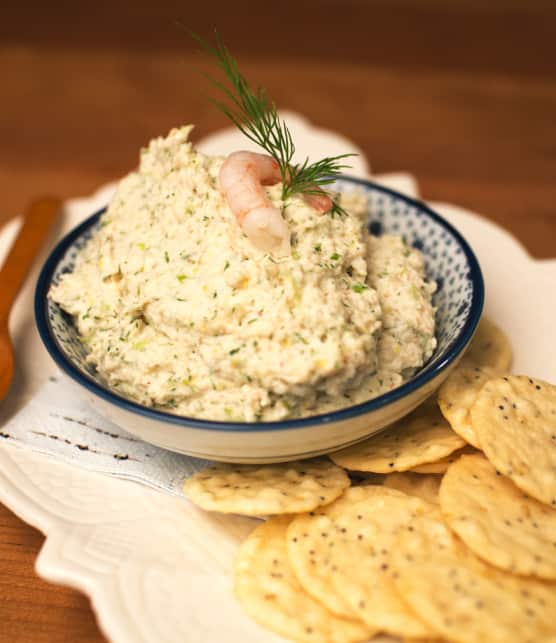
0, 197, 61, 327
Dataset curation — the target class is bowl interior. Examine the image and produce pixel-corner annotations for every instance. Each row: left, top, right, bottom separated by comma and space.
39, 178, 483, 427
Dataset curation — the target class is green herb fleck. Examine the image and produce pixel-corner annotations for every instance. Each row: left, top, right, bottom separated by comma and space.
351, 283, 369, 294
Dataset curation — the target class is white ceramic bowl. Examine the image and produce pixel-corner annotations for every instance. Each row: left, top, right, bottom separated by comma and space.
35, 177, 483, 463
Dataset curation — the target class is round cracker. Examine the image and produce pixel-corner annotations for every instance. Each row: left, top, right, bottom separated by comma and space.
439, 453, 556, 579
410, 445, 479, 474
383, 472, 442, 505
287, 486, 435, 638
392, 513, 556, 643
183, 459, 350, 515
438, 363, 499, 448
470, 375, 556, 507
464, 316, 513, 371
329, 400, 465, 473
409, 461, 451, 474
234, 516, 373, 643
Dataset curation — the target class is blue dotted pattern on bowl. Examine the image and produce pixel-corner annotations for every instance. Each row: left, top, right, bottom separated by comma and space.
48, 222, 101, 381
37, 178, 483, 431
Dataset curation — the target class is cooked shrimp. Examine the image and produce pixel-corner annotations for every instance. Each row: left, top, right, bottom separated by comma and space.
219, 151, 334, 254
219, 151, 291, 255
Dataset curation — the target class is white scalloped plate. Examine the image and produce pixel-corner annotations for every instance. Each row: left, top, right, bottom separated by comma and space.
1, 115, 555, 643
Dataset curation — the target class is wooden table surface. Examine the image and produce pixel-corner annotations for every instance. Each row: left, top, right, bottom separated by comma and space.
1, 1, 555, 640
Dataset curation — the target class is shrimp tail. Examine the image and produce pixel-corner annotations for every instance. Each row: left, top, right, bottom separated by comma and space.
303, 189, 333, 214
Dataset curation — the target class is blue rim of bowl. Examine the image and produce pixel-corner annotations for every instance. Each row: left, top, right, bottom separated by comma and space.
35, 177, 484, 432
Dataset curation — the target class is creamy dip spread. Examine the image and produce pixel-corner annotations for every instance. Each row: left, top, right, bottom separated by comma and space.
50, 126, 436, 421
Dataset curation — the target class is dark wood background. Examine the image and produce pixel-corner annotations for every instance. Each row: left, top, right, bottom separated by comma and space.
1, 1, 555, 640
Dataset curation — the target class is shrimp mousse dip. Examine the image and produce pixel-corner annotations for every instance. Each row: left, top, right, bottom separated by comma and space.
50, 126, 437, 422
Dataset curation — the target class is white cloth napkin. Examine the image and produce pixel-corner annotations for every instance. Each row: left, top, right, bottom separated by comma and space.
1, 376, 209, 495
0, 116, 419, 496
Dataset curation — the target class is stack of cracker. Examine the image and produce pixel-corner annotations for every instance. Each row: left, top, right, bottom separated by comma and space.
183, 317, 556, 643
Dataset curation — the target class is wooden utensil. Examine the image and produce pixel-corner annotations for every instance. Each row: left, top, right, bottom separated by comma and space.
0, 197, 61, 401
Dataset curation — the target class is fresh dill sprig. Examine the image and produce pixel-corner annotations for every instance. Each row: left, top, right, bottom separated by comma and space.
191, 31, 354, 214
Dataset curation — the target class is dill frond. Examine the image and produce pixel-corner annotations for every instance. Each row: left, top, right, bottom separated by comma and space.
192, 31, 354, 212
